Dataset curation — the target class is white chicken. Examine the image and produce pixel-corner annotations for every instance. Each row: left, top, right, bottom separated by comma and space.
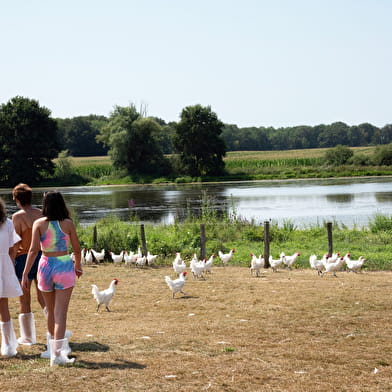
190, 254, 206, 279
281, 252, 300, 270
172, 252, 186, 276
165, 271, 188, 298
309, 254, 329, 276
327, 252, 340, 263
123, 251, 135, 267
218, 248, 235, 266
269, 253, 285, 272
344, 253, 366, 273
91, 279, 119, 312
250, 253, 264, 276
80, 248, 87, 264
204, 254, 215, 274
173, 252, 183, 264
135, 255, 147, 267
147, 251, 158, 266
322, 256, 345, 277
110, 251, 125, 265
91, 248, 105, 263
85, 249, 93, 265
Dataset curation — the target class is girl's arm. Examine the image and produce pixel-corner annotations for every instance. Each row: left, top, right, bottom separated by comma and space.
21, 220, 42, 290
67, 220, 83, 278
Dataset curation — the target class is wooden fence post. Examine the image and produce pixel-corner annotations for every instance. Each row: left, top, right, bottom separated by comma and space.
140, 224, 148, 257
200, 223, 206, 260
327, 222, 333, 256
93, 225, 97, 250
264, 220, 270, 268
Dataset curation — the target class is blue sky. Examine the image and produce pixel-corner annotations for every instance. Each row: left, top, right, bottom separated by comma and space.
1, 0, 391, 128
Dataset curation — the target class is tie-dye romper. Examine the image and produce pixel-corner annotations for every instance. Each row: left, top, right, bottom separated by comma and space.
38, 220, 75, 292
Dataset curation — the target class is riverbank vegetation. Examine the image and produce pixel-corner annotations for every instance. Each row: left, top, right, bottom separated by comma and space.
50, 145, 392, 186
75, 200, 392, 271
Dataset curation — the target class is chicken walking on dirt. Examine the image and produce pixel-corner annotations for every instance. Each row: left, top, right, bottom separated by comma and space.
165, 271, 187, 298
91, 279, 119, 311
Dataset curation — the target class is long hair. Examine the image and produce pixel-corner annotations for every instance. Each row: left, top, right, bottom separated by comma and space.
0, 197, 7, 225
42, 191, 70, 221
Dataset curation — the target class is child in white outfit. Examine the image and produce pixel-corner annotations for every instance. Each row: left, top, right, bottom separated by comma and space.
0, 197, 23, 356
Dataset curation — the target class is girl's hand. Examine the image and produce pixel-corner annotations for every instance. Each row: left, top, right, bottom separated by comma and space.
21, 274, 29, 291
75, 268, 83, 278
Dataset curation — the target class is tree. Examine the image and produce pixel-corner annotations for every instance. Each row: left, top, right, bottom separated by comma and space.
57, 115, 108, 156
0, 96, 59, 186
318, 122, 350, 148
174, 105, 226, 176
97, 104, 170, 175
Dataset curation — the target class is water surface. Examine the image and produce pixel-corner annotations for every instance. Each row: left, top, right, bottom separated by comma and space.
2, 177, 392, 228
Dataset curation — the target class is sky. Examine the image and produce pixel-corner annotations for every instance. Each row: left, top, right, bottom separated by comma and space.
1, 0, 391, 128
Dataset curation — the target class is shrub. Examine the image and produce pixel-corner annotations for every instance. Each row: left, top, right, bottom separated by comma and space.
373, 143, 392, 166
324, 145, 354, 166
349, 153, 372, 166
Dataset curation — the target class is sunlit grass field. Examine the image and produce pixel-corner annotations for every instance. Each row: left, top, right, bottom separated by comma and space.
61, 147, 390, 184
1, 263, 391, 392
69, 147, 377, 167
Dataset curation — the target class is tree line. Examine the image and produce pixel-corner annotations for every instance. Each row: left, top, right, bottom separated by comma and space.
57, 117, 392, 157
1, 95, 391, 186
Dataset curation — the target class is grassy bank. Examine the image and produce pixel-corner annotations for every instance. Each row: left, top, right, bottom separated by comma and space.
51, 147, 392, 186
76, 213, 392, 271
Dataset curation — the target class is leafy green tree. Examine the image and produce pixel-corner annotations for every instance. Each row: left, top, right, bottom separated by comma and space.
97, 104, 170, 175
324, 145, 353, 165
0, 96, 59, 186
318, 122, 349, 148
174, 105, 226, 176
57, 115, 108, 156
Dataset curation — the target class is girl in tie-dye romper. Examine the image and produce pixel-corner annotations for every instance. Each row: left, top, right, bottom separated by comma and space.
39, 220, 75, 291
22, 191, 83, 366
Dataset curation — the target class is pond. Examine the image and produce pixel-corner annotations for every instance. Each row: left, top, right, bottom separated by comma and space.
2, 177, 392, 228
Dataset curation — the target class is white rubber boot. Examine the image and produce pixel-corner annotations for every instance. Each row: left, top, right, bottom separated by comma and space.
42, 330, 71, 359
63, 330, 72, 355
40, 331, 52, 359
50, 338, 75, 366
0, 319, 18, 357
17, 312, 36, 345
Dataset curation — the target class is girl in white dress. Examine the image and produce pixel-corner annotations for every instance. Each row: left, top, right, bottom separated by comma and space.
0, 197, 23, 356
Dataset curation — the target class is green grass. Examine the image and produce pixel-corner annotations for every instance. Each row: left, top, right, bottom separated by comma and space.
53, 146, 391, 185
76, 213, 392, 271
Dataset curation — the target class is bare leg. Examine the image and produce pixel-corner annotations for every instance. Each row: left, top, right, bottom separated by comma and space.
0, 298, 10, 322
41, 291, 56, 336
34, 279, 46, 310
19, 280, 32, 313
53, 287, 73, 340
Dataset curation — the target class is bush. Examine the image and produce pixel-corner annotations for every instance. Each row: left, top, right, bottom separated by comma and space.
373, 144, 392, 166
349, 153, 372, 166
369, 214, 392, 233
324, 145, 354, 166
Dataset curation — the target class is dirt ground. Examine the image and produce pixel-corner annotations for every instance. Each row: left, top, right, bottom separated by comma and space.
1, 264, 391, 392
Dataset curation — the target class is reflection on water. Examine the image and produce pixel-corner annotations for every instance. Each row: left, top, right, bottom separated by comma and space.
326, 194, 354, 203
1, 177, 392, 228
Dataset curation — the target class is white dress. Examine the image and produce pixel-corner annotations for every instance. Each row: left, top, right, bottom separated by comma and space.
0, 218, 23, 298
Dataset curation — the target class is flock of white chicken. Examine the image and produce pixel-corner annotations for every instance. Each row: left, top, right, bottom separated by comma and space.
80, 247, 158, 268
80, 246, 366, 305
167, 250, 366, 298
